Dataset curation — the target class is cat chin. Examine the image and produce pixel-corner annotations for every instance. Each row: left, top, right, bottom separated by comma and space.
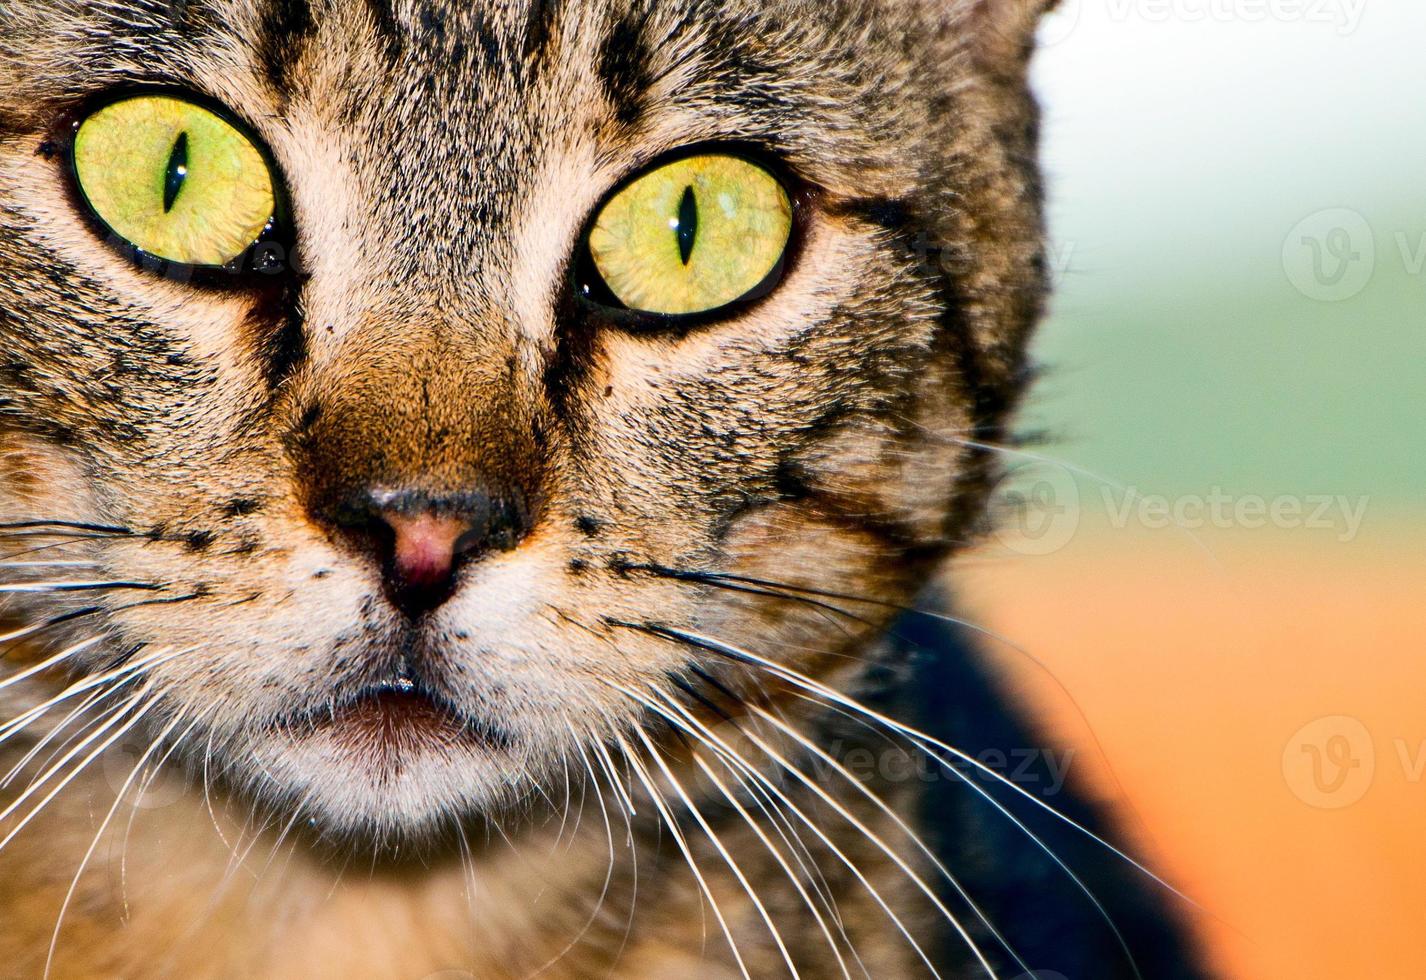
232, 719, 534, 844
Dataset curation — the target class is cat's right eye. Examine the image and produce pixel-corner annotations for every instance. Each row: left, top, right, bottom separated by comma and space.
69, 94, 278, 270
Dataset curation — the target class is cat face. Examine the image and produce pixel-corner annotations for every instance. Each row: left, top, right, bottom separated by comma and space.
0, 0, 1049, 840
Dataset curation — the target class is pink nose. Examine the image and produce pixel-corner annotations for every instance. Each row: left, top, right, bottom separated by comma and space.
385, 512, 472, 594
316, 487, 533, 618
370, 510, 483, 618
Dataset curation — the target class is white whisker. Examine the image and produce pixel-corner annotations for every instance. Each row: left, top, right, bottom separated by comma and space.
616, 732, 752, 980
44, 711, 186, 980
689, 743, 854, 979
652, 626, 1193, 907
0, 694, 158, 856
633, 723, 802, 979
525, 728, 620, 980
120, 712, 207, 922
743, 701, 1033, 977
0, 636, 102, 695
0, 645, 188, 750
2, 686, 122, 789
803, 694, 1145, 980
612, 680, 948, 979
589, 734, 641, 978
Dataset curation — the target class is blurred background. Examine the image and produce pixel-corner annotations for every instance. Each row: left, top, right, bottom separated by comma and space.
953, 2, 1423, 977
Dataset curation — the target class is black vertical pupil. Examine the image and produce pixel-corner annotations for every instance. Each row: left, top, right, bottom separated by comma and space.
163, 132, 189, 213
676, 185, 698, 266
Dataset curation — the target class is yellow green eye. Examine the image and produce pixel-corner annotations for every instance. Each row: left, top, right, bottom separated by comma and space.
72, 95, 276, 268
587, 154, 793, 317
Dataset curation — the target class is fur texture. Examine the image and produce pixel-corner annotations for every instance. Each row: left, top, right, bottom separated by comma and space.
0, 1, 1207, 977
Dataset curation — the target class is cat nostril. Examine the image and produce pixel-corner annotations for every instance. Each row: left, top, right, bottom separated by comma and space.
320, 489, 533, 619
382, 512, 470, 611
312, 486, 534, 617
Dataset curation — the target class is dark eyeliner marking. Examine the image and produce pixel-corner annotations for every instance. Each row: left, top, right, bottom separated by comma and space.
597, 8, 652, 127
258, 0, 316, 98
677, 185, 698, 266
523, 0, 564, 62
163, 132, 189, 213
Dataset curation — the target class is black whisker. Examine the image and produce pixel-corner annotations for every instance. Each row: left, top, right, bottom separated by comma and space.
0, 607, 103, 647
0, 582, 162, 595
629, 564, 895, 623
0, 521, 135, 536
109, 592, 205, 611
0, 521, 220, 552
673, 672, 739, 724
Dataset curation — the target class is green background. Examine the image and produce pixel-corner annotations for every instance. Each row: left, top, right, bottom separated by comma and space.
1024, 1, 1422, 526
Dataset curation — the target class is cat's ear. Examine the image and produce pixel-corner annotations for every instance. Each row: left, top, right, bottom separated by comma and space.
958, 0, 1060, 72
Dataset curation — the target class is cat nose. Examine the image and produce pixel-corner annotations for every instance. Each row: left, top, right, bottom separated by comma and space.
383, 511, 471, 610
331, 490, 532, 618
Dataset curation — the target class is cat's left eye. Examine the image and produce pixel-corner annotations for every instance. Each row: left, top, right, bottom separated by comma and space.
581, 153, 794, 319
70, 94, 277, 269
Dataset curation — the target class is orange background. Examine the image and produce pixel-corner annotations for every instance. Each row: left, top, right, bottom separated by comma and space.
957, 525, 1424, 979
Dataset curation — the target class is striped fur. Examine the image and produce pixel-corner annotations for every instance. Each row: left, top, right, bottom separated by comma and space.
0, 2, 1207, 977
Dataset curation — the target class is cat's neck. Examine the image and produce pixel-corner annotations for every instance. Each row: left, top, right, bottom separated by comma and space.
0, 651, 917, 979
0, 768, 635, 979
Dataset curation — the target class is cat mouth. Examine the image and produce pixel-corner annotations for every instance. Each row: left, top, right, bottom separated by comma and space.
277, 674, 512, 755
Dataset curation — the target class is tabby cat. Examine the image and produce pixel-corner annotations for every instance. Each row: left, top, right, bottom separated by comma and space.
0, 1, 1208, 977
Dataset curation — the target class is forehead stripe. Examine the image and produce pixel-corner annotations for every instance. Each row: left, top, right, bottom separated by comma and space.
256, 0, 316, 96
598, 8, 654, 128
523, 0, 565, 61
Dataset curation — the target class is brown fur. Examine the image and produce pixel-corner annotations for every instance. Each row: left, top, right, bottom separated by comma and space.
0, 1, 1054, 975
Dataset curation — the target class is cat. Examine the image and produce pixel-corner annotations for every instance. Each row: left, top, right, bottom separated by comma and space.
0, 1, 1210, 977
